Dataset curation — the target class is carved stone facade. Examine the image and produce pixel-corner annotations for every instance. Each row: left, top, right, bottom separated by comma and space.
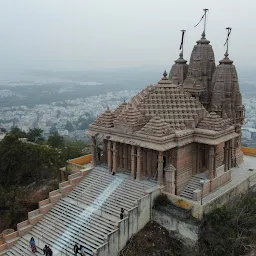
87, 33, 244, 198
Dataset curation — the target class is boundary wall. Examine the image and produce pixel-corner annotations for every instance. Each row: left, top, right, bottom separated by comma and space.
93, 187, 162, 256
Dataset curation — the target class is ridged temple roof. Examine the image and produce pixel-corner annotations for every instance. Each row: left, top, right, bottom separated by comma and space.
114, 101, 127, 116
115, 104, 147, 126
91, 72, 208, 134
138, 73, 207, 130
91, 107, 115, 128
137, 116, 174, 137
197, 112, 229, 131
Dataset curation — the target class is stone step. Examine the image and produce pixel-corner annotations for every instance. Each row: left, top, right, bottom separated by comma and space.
5, 167, 157, 256
30, 225, 93, 256
33, 222, 101, 252
29, 229, 75, 256
52, 201, 116, 231
57, 199, 116, 226
69, 188, 135, 212
78, 176, 147, 199
74, 181, 138, 204
41, 213, 105, 245
49, 206, 115, 233
75, 182, 139, 206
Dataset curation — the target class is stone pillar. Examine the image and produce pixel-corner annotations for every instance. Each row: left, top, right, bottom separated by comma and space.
157, 151, 164, 185
136, 146, 142, 180
146, 150, 151, 177
224, 141, 229, 171
107, 140, 112, 172
91, 136, 97, 167
192, 148, 197, 175
213, 146, 217, 178
208, 146, 215, 180
227, 141, 230, 170
230, 140, 233, 168
123, 144, 127, 169
119, 143, 123, 169
112, 141, 117, 173
103, 139, 107, 163
196, 144, 200, 173
131, 145, 135, 179
165, 165, 176, 194
143, 149, 147, 176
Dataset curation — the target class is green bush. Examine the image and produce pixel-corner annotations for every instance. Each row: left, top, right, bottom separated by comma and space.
154, 193, 169, 207
199, 191, 256, 256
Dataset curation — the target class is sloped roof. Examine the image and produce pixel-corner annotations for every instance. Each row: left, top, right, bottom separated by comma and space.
137, 116, 174, 137
114, 101, 128, 116
91, 107, 115, 128
137, 72, 207, 130
114, 104, 147, 127
90, 72, 208, 134
197, 112, 229, 131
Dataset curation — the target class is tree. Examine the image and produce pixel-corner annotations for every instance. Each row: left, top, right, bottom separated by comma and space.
27, 128, 44, 142
63, 139, 89, 159
65, 121, 75, 132
48, 132, 64, 148
0, 135, 61, 187
49, 126, 58, 135
9, 127, 27, 138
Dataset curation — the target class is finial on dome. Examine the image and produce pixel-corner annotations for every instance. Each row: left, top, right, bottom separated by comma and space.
163, 70, 168, 78
224, 27, 232, 58
179, 30, 186, 58
106, 106, 110, 110
194, 8, 209, 39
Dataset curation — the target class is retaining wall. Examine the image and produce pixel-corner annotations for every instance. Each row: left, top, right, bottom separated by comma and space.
94, 187, 162, 256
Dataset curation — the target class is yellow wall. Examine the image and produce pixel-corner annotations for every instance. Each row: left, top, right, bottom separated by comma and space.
69, 154, 92, 166
241, 147, 256, 157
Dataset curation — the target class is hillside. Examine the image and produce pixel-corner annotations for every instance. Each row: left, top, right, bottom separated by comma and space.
120, 190, 256, 256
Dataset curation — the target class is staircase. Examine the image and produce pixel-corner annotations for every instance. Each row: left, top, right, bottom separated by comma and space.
3, 167, 156, 256
180, 176, 205, 200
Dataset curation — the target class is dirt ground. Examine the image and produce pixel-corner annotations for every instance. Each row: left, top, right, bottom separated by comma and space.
119, 221, 194, 256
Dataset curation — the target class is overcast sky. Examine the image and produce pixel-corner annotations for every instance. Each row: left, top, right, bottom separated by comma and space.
0, 0, 254, 71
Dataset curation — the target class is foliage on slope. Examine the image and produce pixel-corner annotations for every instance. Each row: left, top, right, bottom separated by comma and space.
119, 221, 195, 256
0, 134, 61, 231
199, 190, 256, 256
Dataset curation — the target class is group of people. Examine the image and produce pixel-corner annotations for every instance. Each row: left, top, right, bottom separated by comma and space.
74, 243, 86, 256
29, 237, 52, 255
43, 244, 53, 256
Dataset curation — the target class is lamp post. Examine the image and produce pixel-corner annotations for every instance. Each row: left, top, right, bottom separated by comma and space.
200, 179, 205, 205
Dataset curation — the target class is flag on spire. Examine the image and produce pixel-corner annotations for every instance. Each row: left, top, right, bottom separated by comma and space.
179, 30, 186, 50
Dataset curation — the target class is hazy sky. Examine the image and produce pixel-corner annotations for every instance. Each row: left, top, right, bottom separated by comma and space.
0, 0, 254, 71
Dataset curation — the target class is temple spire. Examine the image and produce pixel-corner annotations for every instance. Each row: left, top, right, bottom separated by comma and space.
179, 30, 186, 59
224, 27, 232, 58
194, 8, 209, 39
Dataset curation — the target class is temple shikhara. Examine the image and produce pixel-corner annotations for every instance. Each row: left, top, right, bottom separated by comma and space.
87, 22, 244, 199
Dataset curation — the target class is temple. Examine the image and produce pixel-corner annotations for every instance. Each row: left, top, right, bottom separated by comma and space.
86, 26, 244, 199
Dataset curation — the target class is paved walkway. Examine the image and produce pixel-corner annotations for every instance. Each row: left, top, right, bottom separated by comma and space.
200, 155, 256, 204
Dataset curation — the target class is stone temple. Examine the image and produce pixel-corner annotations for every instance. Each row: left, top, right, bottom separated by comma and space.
87, 29, 245, 199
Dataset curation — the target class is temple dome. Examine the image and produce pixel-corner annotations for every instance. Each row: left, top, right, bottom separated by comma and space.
137, 116, 174, 137
169, 52, 188, 85
183, 35, 216, 110
197, 112, 229, 131
211, 53, 244, 125
90, 107, 115, 128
